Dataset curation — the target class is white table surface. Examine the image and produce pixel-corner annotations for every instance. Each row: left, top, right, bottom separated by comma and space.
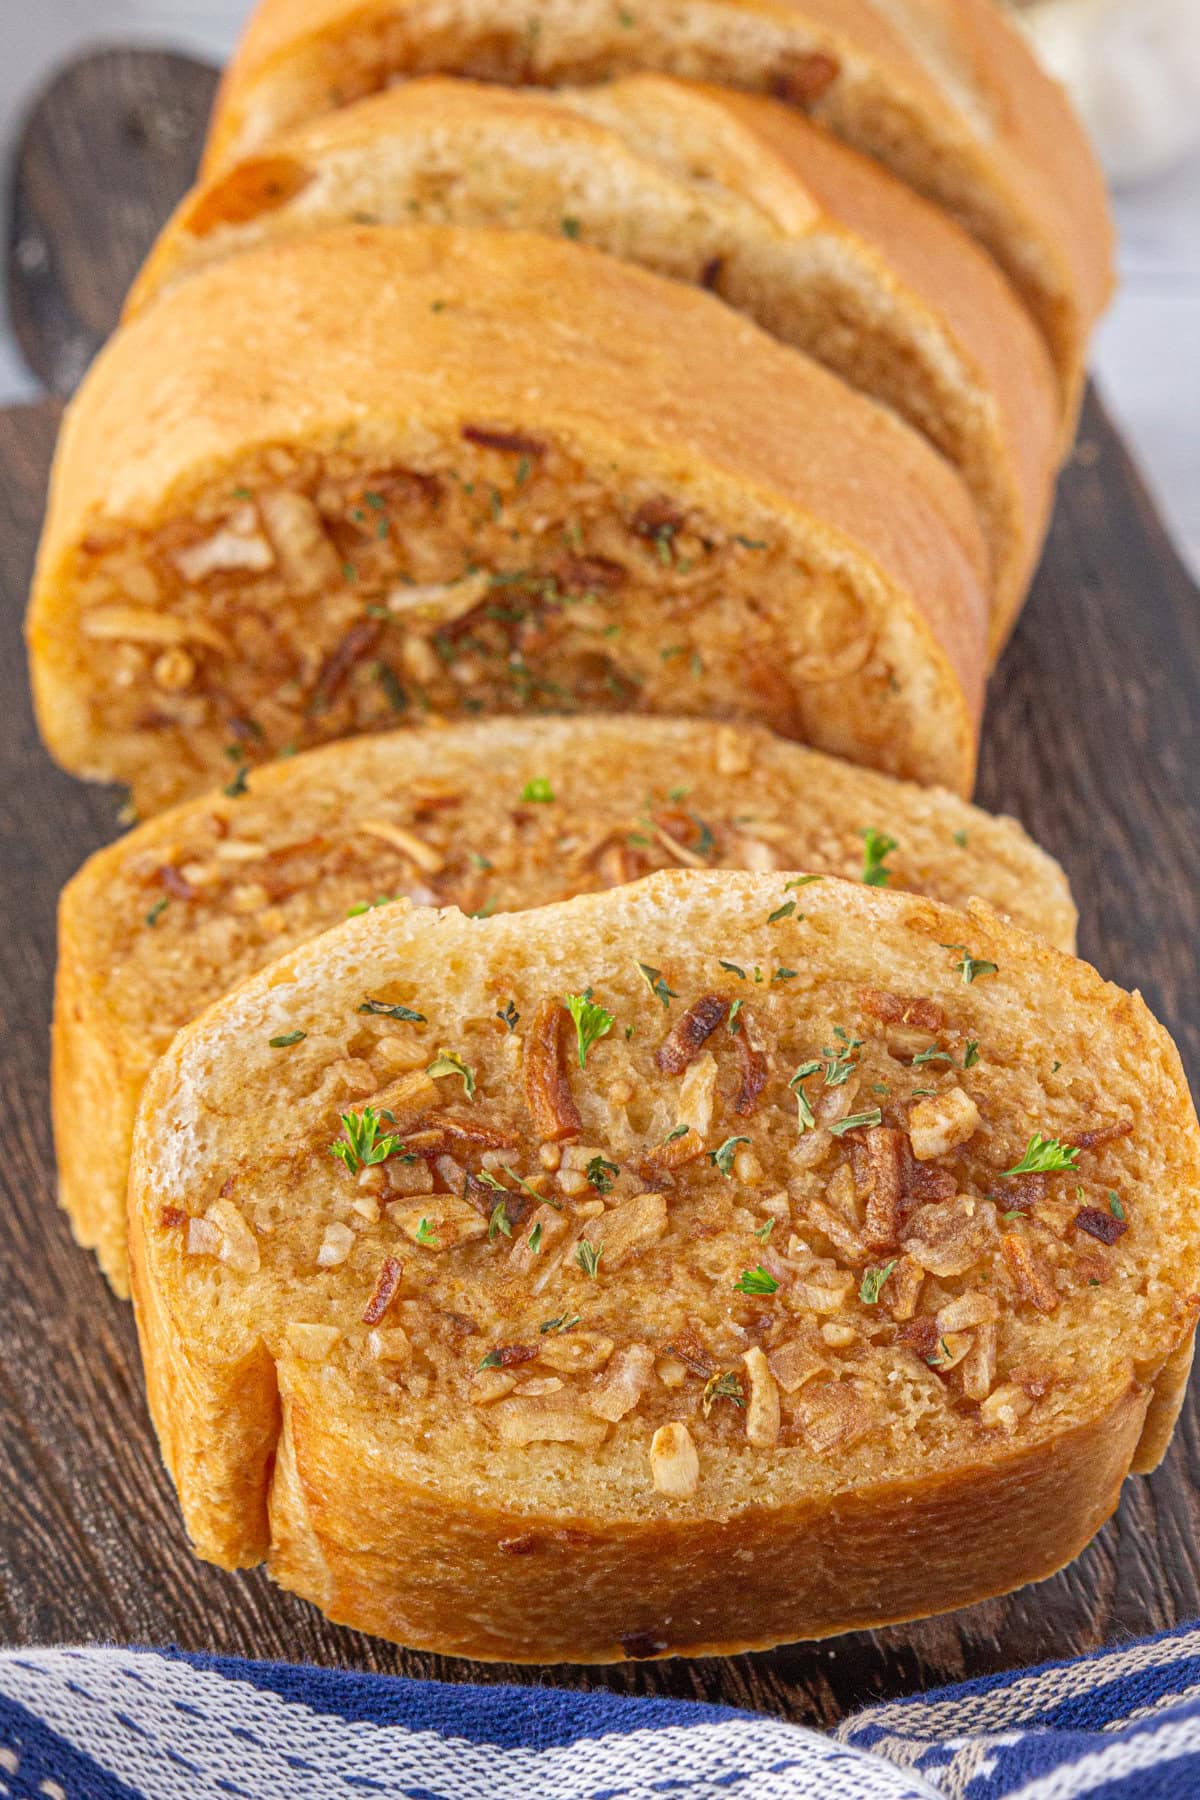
2, 4, 1197, 580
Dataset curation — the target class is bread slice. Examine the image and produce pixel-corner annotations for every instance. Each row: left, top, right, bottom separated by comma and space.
58, 716, 1076, 1298
27, 224, 989, 817
130, 76, 1058, 655
203, 0, 1114, 415
128, 868, 1199, 1661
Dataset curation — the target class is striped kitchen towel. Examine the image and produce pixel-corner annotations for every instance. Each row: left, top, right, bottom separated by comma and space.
1, 1621, 1200, 1800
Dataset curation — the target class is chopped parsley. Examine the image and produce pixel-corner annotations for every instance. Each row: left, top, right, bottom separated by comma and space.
789, 1061, 821, 1132
415, 1217, 436, 1245
709, 1136, 750, 1178
561, 216, 582, 239
269, 1030, 307, 1048
223, 764, 250, 798
772, 967, 797, 983
941, 943, 999, 984
565, 989, 615, 1067
953, 828, 969, 848
145, 897, 169, 928
576, 1239, 603, 1279
911, 1039, 980, 1070
586, 1155, 619, 1195
359, 999, 426, 1023
528, 1222, 544, 1254
1109, 1191, 1126, 1220
477, 1348, 504, 1370
755, 1217, 776, 1241
702, 1371, 746, 1415
821, 1028, 863, 1087
719, 959, 747, 979
329, 1106, 406, 1174
859, 1260, 896, 1305
862, 828, 898, 887
636, 961, 678, 1008
426, 1050, 477, 1100
540, 1313, 581, 1334
521, 777, 555, 803
1003, 1133, 1081, 1177
375, 662, 408, 713
734, 1265, 778, 1296
830, 1107, 884, 1137
728, 997, 744, 1034
488, 1200, 512, 1241
346, 894, 396, 918
497, 1000, 520, 1032
767, 899, 795, 925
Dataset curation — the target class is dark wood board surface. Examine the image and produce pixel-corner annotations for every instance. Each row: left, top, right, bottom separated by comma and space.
2, 46, 1199, 1727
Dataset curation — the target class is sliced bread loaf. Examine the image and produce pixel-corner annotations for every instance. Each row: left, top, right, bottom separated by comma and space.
203, 0, 1114, 413
128, 868, 1199, 1660
57, 716, 1075, 1296
130, 75, 1058, 654
28, 225, 988, 816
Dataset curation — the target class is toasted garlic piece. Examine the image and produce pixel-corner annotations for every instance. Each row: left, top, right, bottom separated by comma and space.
650, 1422, 700, 1498
368, 1326, 412, 1365
908, 1086, 981, 1161
358, 818, 445, 875
316, 1221, 355, 1268
203, 1198, 260, 1274
742, 1347, 781, 1448
979, 1382, 1034, 1431
285, 1322, 341, 1361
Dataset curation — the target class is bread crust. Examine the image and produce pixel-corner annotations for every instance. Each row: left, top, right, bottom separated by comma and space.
202, 0, 1113, 412
129, 75, 1058, 654
28, 225, 988, 810
127, 870, 1200, 1659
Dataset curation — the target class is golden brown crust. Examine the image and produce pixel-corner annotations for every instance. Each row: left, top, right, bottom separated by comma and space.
57, 716, 1075, 1297
129, 74, 1058, 655
127, 870, 1200, 1656
264, 1375, 1146, 1660
28, 225, 988, 812
202, 0, 1113, 406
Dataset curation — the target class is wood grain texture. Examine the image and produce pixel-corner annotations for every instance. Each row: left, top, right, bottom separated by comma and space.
1, 47, 1198, 1725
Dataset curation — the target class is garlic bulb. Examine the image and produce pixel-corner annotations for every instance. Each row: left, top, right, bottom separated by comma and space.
1013, 0, 1200, 185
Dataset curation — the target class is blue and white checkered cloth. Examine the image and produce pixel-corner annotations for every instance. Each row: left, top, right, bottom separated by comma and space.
3, 1622, 1200, 1799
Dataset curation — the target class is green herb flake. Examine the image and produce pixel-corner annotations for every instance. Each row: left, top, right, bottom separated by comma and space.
359, 999, 426, 1023
702, 1371, 746, 1416
565, 989, 615, 1067
329, 1105, 405, 1174
755, 1217, 776, 1241
540, 1313, 581, 1334
709, 1135, 750, 1178
223, 764, 250, 798
767, 899, 795, 925
145, 897, 169, 928
1002, 1133, 1081, 1177
636, 961, 678, 1008
586, 1155, 619, 1195
561, 216, 582, 239
719, 959, 747, 980
488, 1200, 513, 1242
830, 1107, 884, 1137
416, 1217, 437, 1245
953, 828, 969, 848
477, 1348, 504, 1370
269, 1030, 307, 1049
862, 827, 898, 888
734, 1265, 778, 1296
576, 1239, 603, 1279
1109, 1191, 1127, 1220
941, 943, 1000, 985
859, 1260, 896, 1305
497, 999, 520, 1032
728, 997, 744, 1034
521, 777, 555, 804
528, 1222, 544, 1254
346, 894, 396, 918
426, 1050, 477, 1100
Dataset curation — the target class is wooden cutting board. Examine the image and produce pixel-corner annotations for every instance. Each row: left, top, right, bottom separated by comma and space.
3, 46, 1199, 1725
